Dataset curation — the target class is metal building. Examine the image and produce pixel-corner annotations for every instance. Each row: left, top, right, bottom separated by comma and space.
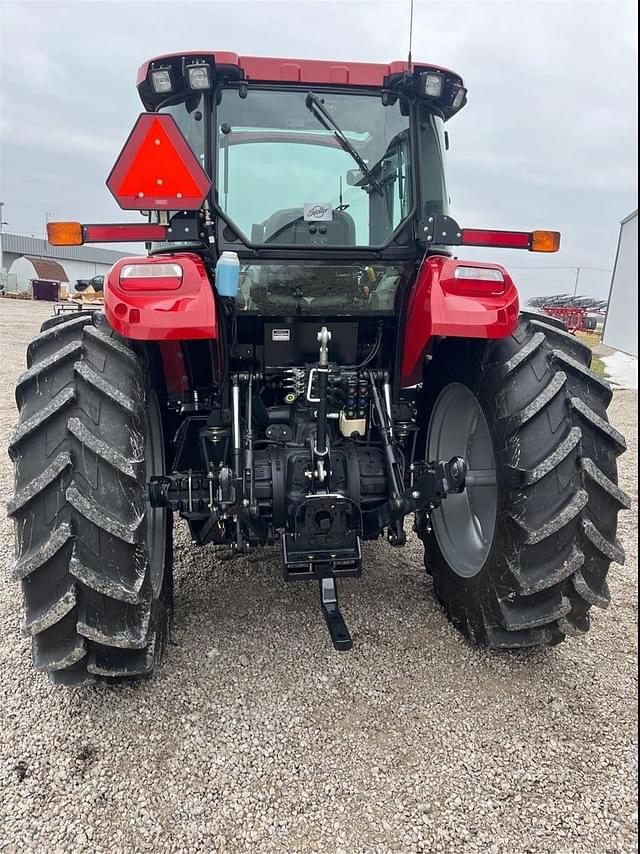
9, 256, 69, 294
0, 232, 137, 293
603, 210, 638, 358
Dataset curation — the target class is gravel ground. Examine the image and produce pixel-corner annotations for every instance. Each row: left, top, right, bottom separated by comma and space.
0, 299, 637, 854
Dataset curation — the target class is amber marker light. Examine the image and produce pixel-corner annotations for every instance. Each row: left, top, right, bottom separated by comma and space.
46, 221, 84, 246
531, 230, 561, 253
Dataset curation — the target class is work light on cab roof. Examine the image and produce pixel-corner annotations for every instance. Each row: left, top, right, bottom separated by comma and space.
15, 49, 627, 689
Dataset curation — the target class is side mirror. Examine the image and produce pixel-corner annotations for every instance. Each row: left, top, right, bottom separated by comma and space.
346, 169, 363, 186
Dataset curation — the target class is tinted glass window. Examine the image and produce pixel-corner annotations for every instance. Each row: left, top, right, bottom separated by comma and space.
217, 89, 412, 248
237, 262, 404, 314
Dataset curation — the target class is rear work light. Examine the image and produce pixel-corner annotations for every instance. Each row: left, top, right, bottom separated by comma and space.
422, 72, 444, 98
119, 263, 183, 291
186, 63, 211, 90
451, 85, 467, 110
150, 68, 173, 94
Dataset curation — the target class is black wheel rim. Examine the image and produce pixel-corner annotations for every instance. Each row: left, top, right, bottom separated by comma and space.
427, 383, 498, 578
145, 391, 167, 597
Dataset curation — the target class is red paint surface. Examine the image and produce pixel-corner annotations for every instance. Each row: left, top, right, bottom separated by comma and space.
104, 253, 217, 341
159, 342, 189, 393
401, 257, 519, 386
137, 53, 462, 88
106, 114, 212, 210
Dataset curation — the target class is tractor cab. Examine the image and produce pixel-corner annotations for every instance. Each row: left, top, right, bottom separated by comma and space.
138, 53, 462, 259
132, 53, 464, 335
135, 54, 467, 381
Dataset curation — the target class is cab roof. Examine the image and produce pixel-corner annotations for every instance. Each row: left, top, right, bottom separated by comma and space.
137, 52, 466, 117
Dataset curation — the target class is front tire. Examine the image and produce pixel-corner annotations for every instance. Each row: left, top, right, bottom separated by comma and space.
8, 312, 173, 684
417, 315, 629, 648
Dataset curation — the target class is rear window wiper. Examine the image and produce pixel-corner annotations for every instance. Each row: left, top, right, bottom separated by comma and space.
305, 92, 384, 197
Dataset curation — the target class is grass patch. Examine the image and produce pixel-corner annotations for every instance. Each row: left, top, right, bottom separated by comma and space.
576, 332, 602, 349
575, 332, 607, 378
590, 354, 607, 378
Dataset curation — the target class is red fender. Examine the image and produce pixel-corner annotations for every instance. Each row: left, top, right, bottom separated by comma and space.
401, 257, 519, 386
104, 252, 217, 341
158, 341, 189, 394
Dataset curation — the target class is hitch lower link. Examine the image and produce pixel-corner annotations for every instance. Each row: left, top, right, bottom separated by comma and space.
148, 472, 214, 513
362, 455, 467, 536
148, 456, 467, 531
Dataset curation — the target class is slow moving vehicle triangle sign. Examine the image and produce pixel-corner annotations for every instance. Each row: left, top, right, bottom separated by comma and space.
106, 113, 212, 210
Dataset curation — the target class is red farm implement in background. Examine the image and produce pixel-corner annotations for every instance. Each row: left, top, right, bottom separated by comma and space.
8, 51, 628, 685
529, 294, 608, 333
541, 306, 598, 333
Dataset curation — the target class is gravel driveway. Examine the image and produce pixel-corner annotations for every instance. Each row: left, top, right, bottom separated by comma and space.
0, 299, 637, 854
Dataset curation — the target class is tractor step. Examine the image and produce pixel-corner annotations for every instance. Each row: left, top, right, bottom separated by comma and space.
318, 566, 352, 651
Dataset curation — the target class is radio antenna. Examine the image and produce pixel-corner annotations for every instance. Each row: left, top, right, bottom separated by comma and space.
408, 0, 415, 71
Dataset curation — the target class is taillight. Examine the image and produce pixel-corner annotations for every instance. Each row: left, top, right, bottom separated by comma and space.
461, 229, 530, 249
450, 265, 506, 296
119, 263, 183, 291
459, 228, 561, 252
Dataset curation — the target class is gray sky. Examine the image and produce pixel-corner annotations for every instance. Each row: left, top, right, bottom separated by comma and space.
0, 0, 637, 301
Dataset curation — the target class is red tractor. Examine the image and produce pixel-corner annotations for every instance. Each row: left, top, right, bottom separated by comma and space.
9, 53, 628, 684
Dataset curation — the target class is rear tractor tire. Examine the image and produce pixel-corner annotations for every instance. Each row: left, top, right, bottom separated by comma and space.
8, 312, 173, 684
417, 314, 629, 648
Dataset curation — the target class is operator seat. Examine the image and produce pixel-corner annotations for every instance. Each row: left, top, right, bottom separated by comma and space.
262, 207, 356, 246
247, 208, 358, 311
